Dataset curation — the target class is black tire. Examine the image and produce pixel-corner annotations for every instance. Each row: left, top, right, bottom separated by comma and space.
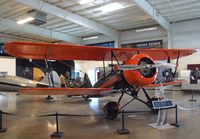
82, 95, 90, 100
103, 101, 119, 120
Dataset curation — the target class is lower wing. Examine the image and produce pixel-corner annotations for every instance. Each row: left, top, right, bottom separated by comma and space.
19, 88, 112, 96
145, 80, 184, 88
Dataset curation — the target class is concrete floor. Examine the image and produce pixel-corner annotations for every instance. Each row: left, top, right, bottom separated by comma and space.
0, 87, 200, 139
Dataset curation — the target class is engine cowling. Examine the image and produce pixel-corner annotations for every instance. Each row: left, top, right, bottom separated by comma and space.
123, 54, 158, 87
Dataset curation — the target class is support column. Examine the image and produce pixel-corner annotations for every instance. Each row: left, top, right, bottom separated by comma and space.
168, 31, 174, 49
114, 34, 121, 48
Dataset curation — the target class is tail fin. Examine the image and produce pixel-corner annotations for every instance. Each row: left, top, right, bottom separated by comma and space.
82, 73, 92, 88
41, 71, 61, 87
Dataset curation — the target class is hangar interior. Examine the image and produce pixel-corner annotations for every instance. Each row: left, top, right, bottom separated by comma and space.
0, 0, 200, 139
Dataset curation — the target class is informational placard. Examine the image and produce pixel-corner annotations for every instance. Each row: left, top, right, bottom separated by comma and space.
121, 40, 163, 48
152, 99, 174, 109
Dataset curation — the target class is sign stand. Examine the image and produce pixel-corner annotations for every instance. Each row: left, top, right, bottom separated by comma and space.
149, 99, 181, 130
189, 91, 197, 101
170, 105, 182, 127
0, 110, 7, 133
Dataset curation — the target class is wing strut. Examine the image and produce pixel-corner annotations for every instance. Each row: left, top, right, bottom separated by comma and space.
173, 51, 180, 78
45, 47, 55, 88
167, 56, 170, 63
110, 51, 120, 72
103, 58, 106, 77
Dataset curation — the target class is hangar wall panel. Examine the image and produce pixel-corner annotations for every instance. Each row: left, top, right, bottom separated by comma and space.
120, 27, 167, 46
172, 19, 200, 49
172, 19, 200, 71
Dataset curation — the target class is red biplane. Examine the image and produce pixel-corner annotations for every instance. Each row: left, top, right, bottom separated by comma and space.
4, 42, 196, 119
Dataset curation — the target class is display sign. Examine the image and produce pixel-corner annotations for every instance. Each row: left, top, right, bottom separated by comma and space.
88, 41, 114, 48
152, 99, 174, 109
121, 40, 163, 48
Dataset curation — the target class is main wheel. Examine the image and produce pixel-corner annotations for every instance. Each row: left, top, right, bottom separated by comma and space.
103, 101, 119, 120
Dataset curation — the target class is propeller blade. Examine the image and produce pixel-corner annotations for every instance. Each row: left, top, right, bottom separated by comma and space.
117, 64, 153, 70
117, 63, 176, 71
155, 63, 176, 68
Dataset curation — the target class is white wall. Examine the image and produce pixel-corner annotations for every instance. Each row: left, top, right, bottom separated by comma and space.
170, 19, 200, 71
0, 56, 16, 75
172, 19, 200, 49
177, 50, 200, 71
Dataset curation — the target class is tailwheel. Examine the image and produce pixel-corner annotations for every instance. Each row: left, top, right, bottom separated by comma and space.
45, 95, 54, 100
82, 95, 90, 101
103, 101, 119, 120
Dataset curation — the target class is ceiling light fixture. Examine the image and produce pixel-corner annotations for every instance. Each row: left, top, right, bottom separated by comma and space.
136, 27, 157, 32
83, 36, 98, 40
99, 3, 124, 12
17, 17, 35, 25
79, 0, 94, 4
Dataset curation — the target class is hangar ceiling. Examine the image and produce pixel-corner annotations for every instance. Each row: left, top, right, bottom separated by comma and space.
0, 0, 199, 43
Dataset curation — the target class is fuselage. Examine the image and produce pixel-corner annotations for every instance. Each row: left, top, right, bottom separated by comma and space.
0, 75, 49, 92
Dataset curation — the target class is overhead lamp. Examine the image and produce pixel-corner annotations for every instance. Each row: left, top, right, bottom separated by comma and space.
17, 17, 35, 25
79, 0, 94, 4
136, 27, 157, 32
99, 3, 124, 12
83, 36, 98, 40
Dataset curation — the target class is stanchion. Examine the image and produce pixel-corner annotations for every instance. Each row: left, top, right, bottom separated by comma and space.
189, 90, 197, 101
0, 110, 7, 133
117, 110, 130, 135
170, 105, 182, 127
51, 113, 64, 137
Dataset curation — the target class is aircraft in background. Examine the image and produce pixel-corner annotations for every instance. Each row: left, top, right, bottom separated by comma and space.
0, 73, 49, 92
4, 41, 196, 119
0, 69, 61, 92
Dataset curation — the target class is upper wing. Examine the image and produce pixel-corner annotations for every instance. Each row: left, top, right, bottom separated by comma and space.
4, 42, 196, 61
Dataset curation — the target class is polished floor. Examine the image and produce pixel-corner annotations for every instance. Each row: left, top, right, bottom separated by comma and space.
0, 87, 200, 139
